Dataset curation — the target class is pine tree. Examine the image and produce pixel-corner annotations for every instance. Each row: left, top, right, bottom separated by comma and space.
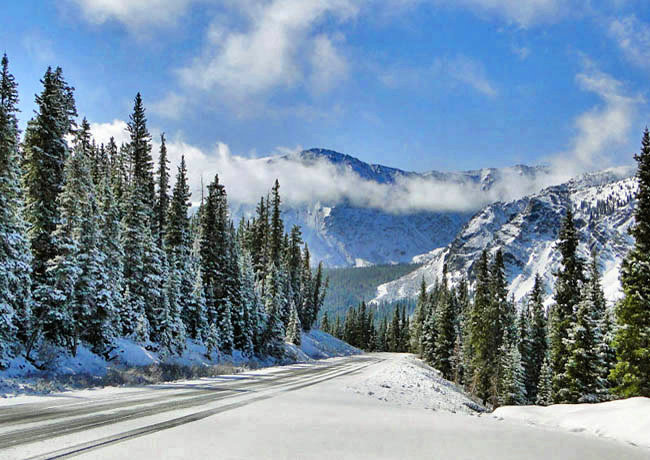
261, 263, 286, 358
269, 180, 283, 267
611, 128, 650, 397
517, 303, 532, 403
527, 275, 547, 403
435, 275, 456, 378
127, 93, 155, 213
536, 357, 553, 406
23, 66, 77, 282
564, 284, 605, 402
549, 207, 584, 402
469, 250, 493, 404
238, 251, 258, 357
154, 133, 170, 247
499, 343, 527, 406
411, 277, 428, 354
321, 312, 330, 334
286, 302, 302, 346
0, 54, 33, 365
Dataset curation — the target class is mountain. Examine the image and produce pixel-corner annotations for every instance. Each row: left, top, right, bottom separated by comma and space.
234, 148, 551, 267
372, 167, 636, 306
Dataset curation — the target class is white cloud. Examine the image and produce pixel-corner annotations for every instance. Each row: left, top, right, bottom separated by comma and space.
379, 55, 498, 98
547, 61, 642, 180
177, 0, 358, 101
150, 92, 188, 120
609, 15, 650, 70
89, 119, 130, 146
309, 34, 349, 94
434, 0, 565, 27
69, 0, 198, 28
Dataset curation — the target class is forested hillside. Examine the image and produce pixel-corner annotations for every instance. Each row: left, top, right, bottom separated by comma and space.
322, 264, 420, 317
0, 56, 326, 370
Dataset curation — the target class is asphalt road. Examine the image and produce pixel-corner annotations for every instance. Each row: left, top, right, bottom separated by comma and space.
1, 354, 648, 460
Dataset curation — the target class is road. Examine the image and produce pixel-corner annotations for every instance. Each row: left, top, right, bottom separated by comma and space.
0, 354, 647, 459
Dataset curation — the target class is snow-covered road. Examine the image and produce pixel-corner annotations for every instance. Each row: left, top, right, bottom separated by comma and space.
1, 354, 648, 459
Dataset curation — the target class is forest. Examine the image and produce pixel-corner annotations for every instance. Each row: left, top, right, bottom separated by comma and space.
0, 56, 327, 369
326, 131, 650, 406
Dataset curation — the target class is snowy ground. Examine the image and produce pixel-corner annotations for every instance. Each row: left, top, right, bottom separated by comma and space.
1, 353, 647, 459
345, 353, 485, 414
493, 397, 650, 450
0, 330, 360, 397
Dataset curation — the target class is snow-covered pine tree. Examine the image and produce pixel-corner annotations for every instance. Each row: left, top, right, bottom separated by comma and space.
158, 253, 186, 356
564, 281, 606, 402
127, 93, 155, 214
98, 172, 124, 339
536, 357, 553, 406
71, 125, 116, 356
612, 128, 650, 397
238, 251, 258, 357
469, 250, 492, 404
120, 180, 151, 341
320, 312, 330, 334
411, 277, 428, 355
38, 138, 94, 353
435, 273, 456, 379
549, 207, 584, 402
527, 275, 547, 403
22, 66, 77, 283
269, 180, 283, 267
298, 244, 313, 328
286, 301, 302, 346
261, 263, 286, 358
154, 133, 170, 248
0, 54, 33, 366
517, 303, 532, 403
499, 343, 527, 406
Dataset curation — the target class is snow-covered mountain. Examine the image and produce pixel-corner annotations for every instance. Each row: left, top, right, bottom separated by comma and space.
233, 148, 551, 267
373, 167, 637, 306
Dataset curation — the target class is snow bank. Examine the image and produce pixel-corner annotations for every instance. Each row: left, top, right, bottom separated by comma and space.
493, 397, 650, 449
346, 353, 485, 414
0, 330, 359, 397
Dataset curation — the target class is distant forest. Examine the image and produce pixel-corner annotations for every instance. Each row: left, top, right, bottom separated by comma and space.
322, 263, 420, 318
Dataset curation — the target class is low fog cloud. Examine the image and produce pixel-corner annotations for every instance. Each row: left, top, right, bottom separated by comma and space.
89, 64, 640, 215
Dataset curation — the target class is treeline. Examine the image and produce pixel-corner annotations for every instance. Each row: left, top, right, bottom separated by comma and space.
322, 302, 412, 353
327, 129, 650, 406
322, 263, 420, 317
0, 56, 327, 368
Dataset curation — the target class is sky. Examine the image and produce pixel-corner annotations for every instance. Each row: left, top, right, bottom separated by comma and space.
1, 1, 649, 190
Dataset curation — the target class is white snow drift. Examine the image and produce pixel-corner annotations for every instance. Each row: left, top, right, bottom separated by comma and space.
493, 397, 650, 449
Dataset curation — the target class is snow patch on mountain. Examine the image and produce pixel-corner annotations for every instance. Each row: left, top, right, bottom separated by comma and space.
372, 167, 636, 306
233, 149, 555, 267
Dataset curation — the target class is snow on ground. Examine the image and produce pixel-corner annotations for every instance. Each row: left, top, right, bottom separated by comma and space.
0, 330, 359, 398
346, 353, 485, 414
493, 397, 650, 449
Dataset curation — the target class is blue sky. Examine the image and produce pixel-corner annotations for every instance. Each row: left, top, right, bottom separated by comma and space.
2, 0, 650, 175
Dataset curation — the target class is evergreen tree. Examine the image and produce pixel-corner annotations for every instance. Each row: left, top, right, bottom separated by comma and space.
261, 263, 286, 358
612, 128, 650, 397
154, 133, 170, 247
0, 54, 32, 364
269, 180, 283, 267
286, 302, 302, 346
321, 312, 331, 334
536, 357, 553, 406
517, 303, 533, 402
127, 93, 155, 213
499, 343, 527, 406
411, 276, 428, 354
435, 276, 456, 378
23, 66, 77, 282
527, 275, 547, 403
469, 250, 492, 404
549, 207, 584, 402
